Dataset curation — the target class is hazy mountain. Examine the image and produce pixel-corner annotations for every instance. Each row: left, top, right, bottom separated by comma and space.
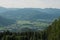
0, 7, 60, 21
0, 7, 8, 13
0, 16, 15, 26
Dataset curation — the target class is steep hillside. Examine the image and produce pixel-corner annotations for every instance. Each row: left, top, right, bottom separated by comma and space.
47, 18, 60, 40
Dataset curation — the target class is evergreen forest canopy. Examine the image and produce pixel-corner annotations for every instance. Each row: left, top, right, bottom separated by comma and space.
0, 7, 60, 40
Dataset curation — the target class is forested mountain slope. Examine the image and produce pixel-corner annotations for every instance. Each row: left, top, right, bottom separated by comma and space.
47, 18, 60, 40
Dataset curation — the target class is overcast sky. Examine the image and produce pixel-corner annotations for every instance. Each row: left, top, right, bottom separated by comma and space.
0, 0, 60, 8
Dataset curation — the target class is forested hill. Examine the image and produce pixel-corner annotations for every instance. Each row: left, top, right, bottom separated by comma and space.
47, 18, 60, 40
0, 16, 15, 26
0, 7, 60, 21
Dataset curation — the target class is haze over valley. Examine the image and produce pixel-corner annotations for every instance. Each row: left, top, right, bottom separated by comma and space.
0, 7, 60, 32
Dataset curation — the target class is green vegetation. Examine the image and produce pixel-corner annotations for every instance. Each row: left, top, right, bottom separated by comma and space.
0, 30, 46, 40
10, 20, 49, 30
0, 20, 49, 32
0, 7, 60, 40
47, 18, 60, 40
16, 20, 49, 27
0, 18, 60, 40
0, 16, 15, 26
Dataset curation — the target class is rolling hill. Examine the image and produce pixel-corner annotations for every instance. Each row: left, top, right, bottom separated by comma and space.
0, 8, 60, 21
0, 16, 15, 26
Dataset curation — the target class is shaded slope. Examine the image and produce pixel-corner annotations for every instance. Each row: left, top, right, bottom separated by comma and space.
0, 16, 15, 26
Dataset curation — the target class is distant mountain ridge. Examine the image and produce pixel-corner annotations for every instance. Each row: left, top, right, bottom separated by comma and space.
0, 7, 60, 21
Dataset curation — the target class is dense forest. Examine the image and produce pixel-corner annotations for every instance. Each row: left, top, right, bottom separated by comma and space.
0, 18, 60, 40
47, 18, 60, 40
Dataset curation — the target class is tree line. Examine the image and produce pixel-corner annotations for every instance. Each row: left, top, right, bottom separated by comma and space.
0, 18, 60, 40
